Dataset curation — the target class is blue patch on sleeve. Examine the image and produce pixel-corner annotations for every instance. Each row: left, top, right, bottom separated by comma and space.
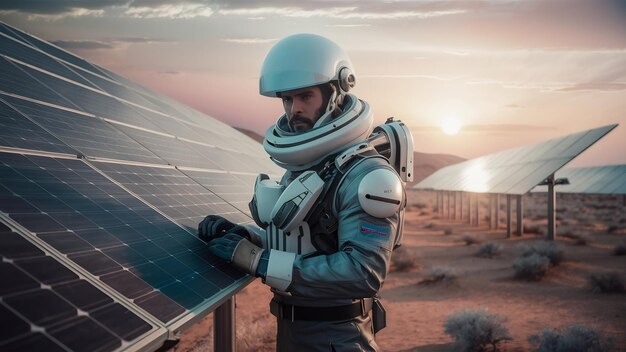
360, 222, 389, 238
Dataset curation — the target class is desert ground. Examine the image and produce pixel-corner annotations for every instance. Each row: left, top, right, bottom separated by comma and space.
173, 190, 626, 351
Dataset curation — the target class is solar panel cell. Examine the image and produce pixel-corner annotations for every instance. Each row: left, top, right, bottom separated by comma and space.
2, 95, 166, 164
47, 316, 121, 352
0, 57, 77, 110
0, 34, 97, 89
0, 332, 66, 352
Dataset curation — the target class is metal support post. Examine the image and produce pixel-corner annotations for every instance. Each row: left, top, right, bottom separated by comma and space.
459, 192, 460, 222
495, 194, 500, 230
467, 193, 472, 224
446, 191, 450, 219
436, 191, 441, 216
452, 192, 456, 220
474, 193, 479, 226
547, 174, 556, 241
516, 194, 524, 236
506, 194, 512, 238
214, 297, 236, 352
488, 194, 493, 229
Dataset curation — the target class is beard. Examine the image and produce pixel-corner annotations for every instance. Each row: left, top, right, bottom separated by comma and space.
288, 106, 325, 133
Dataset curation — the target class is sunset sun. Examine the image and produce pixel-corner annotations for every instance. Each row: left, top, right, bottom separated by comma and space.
441, 117, 462, 135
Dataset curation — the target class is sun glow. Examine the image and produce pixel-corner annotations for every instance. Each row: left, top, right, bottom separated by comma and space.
441, 117, 462, 135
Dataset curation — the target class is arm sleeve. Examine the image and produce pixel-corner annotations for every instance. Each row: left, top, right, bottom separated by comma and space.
286, 161, 399, 299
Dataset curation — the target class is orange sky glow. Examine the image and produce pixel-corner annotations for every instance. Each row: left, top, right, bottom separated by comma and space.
1, 0, 624, 167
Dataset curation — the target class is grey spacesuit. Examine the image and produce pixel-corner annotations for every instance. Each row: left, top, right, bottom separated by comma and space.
201, 34, 413, 351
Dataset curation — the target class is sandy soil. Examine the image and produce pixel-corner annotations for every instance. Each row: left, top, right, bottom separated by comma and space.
173, 191, 626, 351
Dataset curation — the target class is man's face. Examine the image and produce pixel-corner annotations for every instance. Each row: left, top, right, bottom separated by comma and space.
280, 86, 325, 133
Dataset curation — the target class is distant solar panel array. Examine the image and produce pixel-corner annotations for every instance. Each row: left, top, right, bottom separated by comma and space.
0, 21, 280, 351
414, 124, 617, 195
532, 165, 626, 195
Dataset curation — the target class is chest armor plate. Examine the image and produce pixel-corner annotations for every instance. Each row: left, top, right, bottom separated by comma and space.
251, 171, 328, 255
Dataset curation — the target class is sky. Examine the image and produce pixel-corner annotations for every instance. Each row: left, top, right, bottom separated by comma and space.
1, 0, 625, 167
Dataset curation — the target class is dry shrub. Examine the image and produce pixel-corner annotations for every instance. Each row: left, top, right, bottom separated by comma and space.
475, 242, 503, 258
524, 224, 545, 236
424, 222, 435, 229
390, 246, 418, 272
612, 243, 626, 256
443, 227, 454, 235
461, 234, 480, 246
561, 233, 588, 246
420, 267, 457, 285
513, 253, 550, 281
529, 325, 615, 352
587, 270, 625, 294
607, 225, 621, 234
444, 308, 512, 352
518, 241, 564, 266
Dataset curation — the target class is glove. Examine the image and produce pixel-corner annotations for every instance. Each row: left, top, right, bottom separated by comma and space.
197, 215, 249, 243
208, 233, 268, 278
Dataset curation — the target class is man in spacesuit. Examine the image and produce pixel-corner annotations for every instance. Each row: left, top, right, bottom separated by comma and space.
199, 34, 413, 351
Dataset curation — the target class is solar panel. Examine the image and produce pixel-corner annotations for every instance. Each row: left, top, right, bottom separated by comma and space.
0, 223, 160, 351
0, 94, 166, 164
0, 98, 77, 154
532, 165, 626, 194
90, 161, 252, 230
6, 24, 107, 77
414, 125, 617, 195
0, 56, 78, 110
0, 153, 250, 322
0, 33, 97, 89
0, 20, 275, 350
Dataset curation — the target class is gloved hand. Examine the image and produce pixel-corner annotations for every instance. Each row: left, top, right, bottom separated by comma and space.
197, 215, 249, 243
208, 233, 268, 278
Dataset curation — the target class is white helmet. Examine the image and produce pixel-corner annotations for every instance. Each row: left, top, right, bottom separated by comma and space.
259, 33, 356, 97
260, 34, 373, 171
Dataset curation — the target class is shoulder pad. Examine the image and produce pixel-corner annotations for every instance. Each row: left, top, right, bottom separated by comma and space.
334, 142, 376, 172
357, 168, 403, 218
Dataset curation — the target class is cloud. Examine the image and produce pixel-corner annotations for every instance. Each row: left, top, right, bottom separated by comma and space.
463, 124, 558, 133
159, 70, 180, 75
411, 124, 557, 134
52, 40, 114, 50
0, 0, 126, 20
325, 24, 372, 28
360, 74, 459, 81
505, 104, 521, 108
125, 3, 214, 18
217, 6, 465, 19
51, 37, 170, 50
558, 82, 626, 92
221, 38, 278, 44
0, 0, 127, 14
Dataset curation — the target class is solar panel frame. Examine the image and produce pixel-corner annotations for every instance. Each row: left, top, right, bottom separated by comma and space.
414, 124, 618, 195
532, 165, 626, 195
